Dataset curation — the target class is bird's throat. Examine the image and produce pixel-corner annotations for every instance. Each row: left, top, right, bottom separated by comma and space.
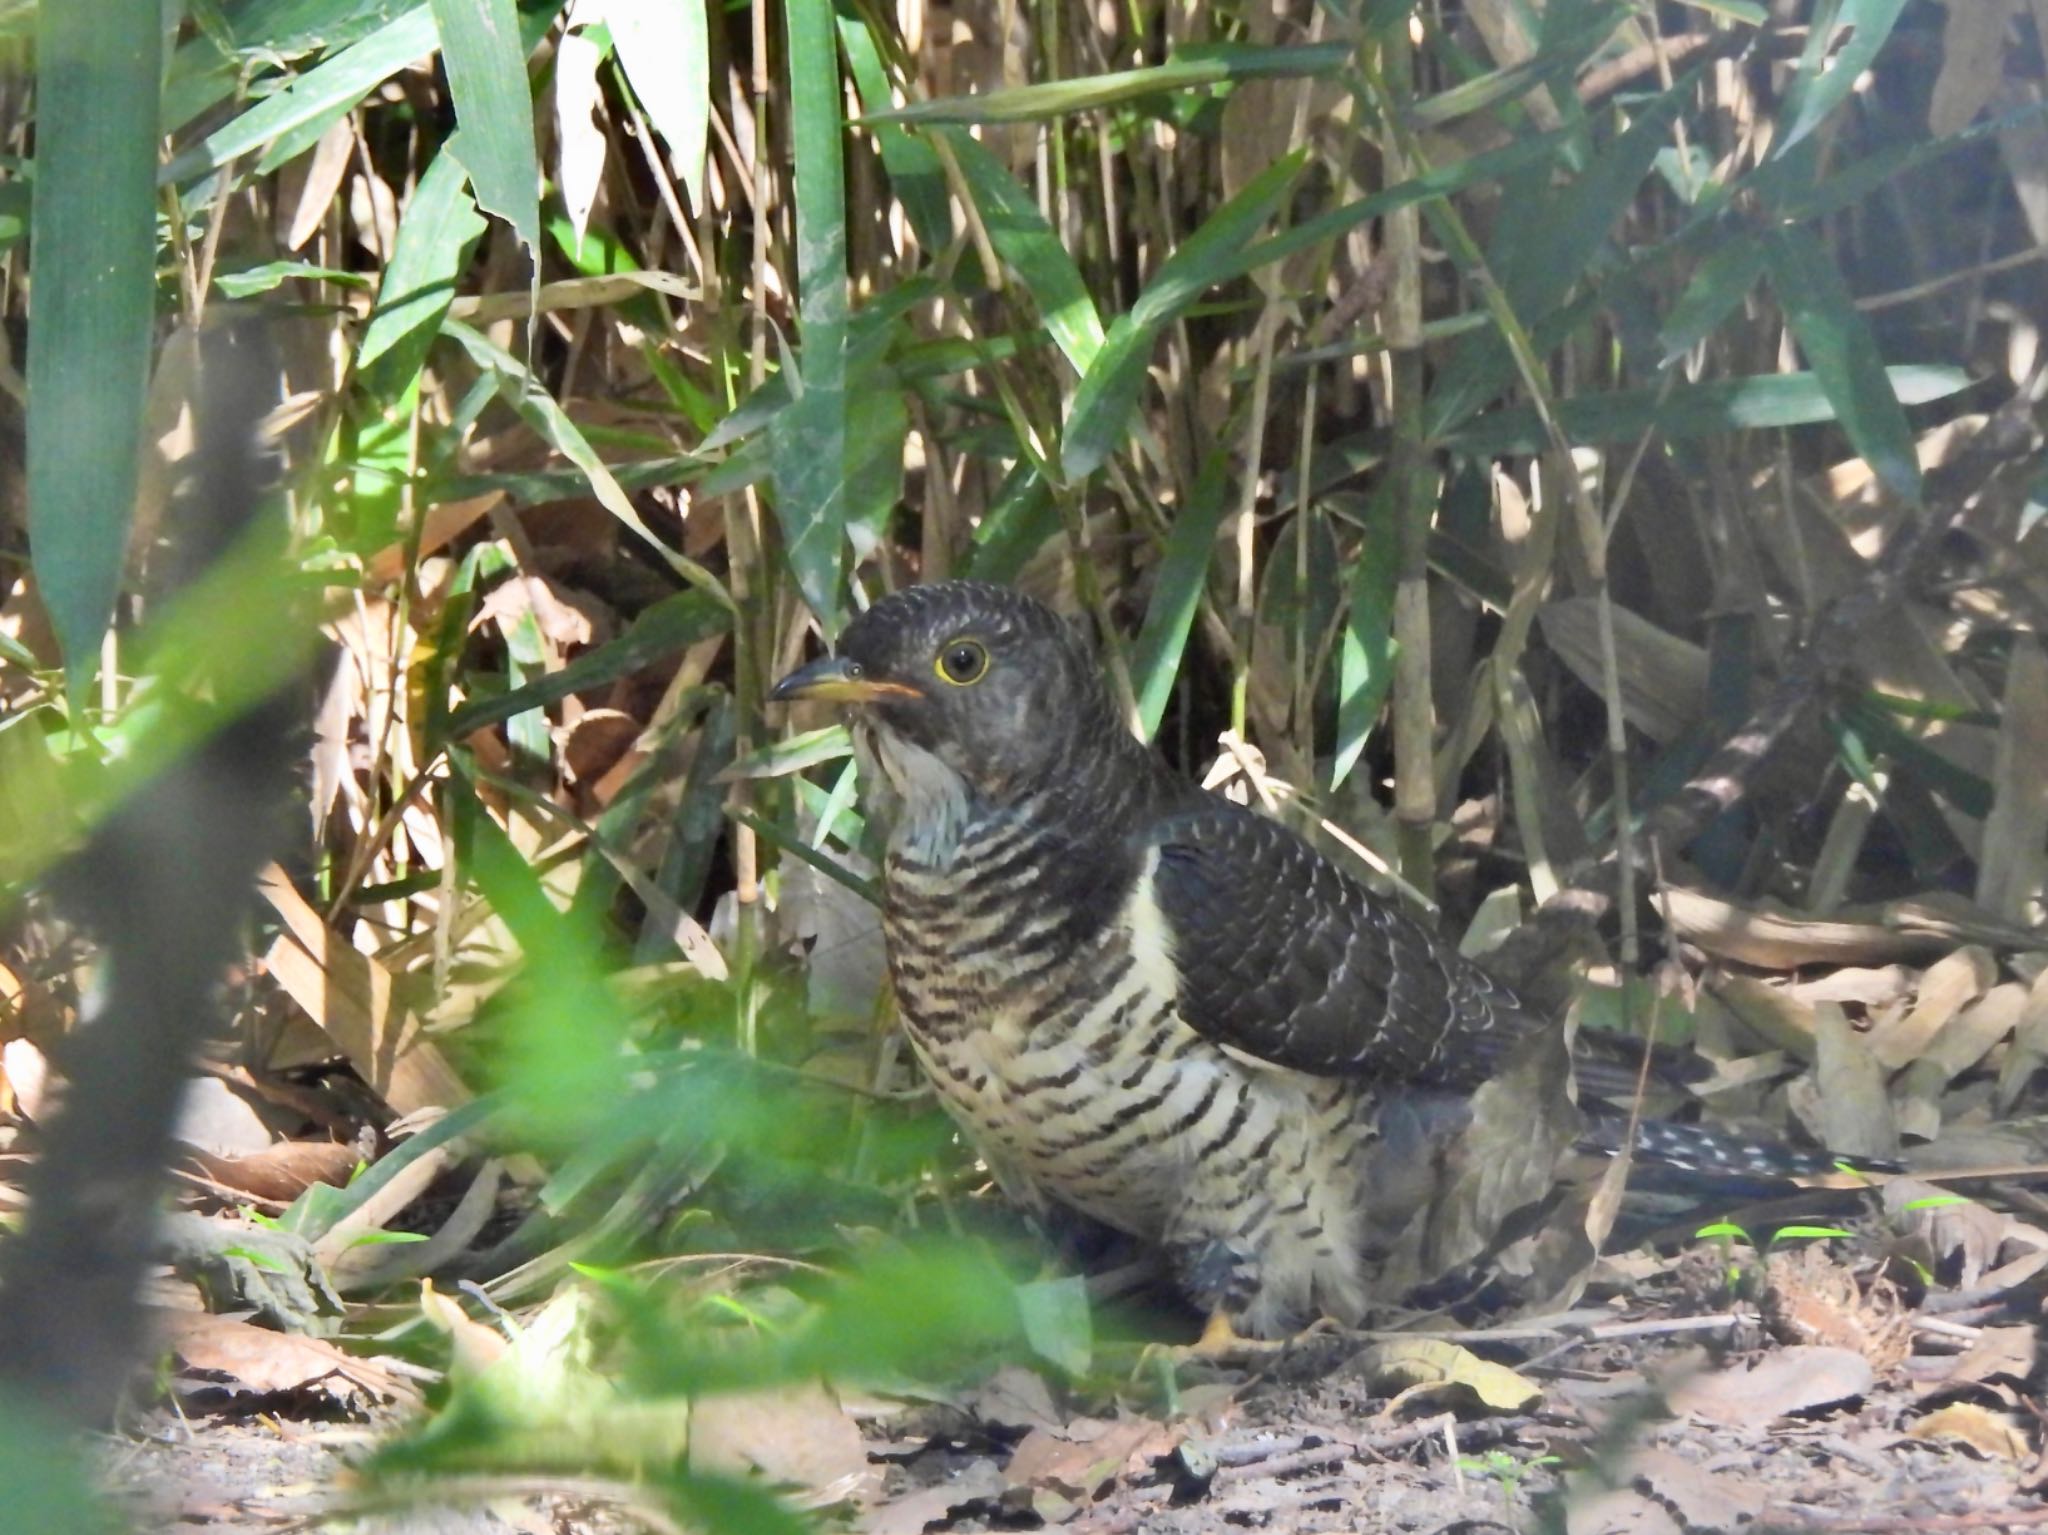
854, 719, 975, 866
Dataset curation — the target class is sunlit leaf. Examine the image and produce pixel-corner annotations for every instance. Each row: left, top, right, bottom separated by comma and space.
434, 0, 542, 264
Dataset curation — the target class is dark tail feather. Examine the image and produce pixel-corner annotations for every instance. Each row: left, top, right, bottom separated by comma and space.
1582, 1113, 1901, 1180
1571, 1032, 1714, 1101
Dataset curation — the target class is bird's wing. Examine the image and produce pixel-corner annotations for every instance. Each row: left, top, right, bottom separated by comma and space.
1140, 802, 1540, 1087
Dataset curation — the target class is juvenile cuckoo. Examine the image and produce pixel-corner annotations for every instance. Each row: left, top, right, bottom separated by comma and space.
773, 582, 1870, 1337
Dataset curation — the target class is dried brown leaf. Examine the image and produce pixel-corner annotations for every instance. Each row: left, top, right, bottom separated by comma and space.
1711, 976, 1818, 1061
1868, 947, 1997, 1071
162, 1310, 410, 1404
1357, 1339, 1542, 1413
1539, 599, 1706, 746
1624, 1447, 1767, 1533
1005, 1416, 1179, 1504
1563, 1474, 1685, 1535
1884, 1177, 2043, 1287
1996, 968, 2048, 1112
689, 1382, 878, 1508
1661, 1345, 1874, 1425
1758, 1244, 1909, 1373
187, 1140, 360, 1203
1920, 1325, 2039, 1396
259, 866, 472, 1118
1908, 1402, 2031, 1461
1810, 1002, 1899, 1159
1666, 890, 1946, 970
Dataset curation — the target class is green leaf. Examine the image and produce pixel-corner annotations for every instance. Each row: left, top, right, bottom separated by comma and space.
721, 724, 853, 783
442, 591, 729, 739
606, 0, 710, 207
772, 0, 856, 628
837, 13, 952, 252
1769, 1225, 1855, 1243
0, 1389, 123, 1535
221, 0, 426, 57
1658, 239, 1767, 361
170, 6, 438, 182
440, 320, 729, 602
1017, 1275, 1092, 1376
1063, 150, 1306, 479
28, 0, 163, 689
943, 129, 1104, 375
1409, 8, 1625, 128
1674, 0, 1765, 20
1130, 450, 1231, 737
864, 42, 1350, 125
1426, 76, 1690, 434
214, 258, 371, 297
1762, 224, 1922, 505
356, 141, 488, 386
281, 1097, 499, 1240
1332, 487, 1399, 790
1774, 0, 1912, 157
1444, 365, 1969, 456
1694, 1221, 1751, 1242
433, 0, 541, 262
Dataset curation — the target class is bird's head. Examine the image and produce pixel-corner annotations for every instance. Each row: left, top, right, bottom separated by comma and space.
770, 583, 1112, 828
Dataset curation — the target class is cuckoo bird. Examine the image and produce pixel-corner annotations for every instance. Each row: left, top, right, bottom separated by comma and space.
773, 582, 1880, 1339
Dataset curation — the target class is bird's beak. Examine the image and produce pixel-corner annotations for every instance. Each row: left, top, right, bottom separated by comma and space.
768, 655, 924, 705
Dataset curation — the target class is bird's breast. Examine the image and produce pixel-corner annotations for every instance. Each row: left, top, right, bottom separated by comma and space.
882, 829, 1362, 1247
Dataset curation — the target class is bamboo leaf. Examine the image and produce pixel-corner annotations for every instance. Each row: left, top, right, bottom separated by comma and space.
837, 12, 951, 252
1130, 451, 1231, 737
1774, 0, 1913, 156
1445, 365, 1968, 455
29, 0, 162, 688
773, 0, 856, 629
942, 129, 1104, 374
170, 5, 438, 182
432, 0, 541, 262
604, 0, 711, 208
1426, 77, 1691, 435
1763, 224, 1923, 504
864, 42, 1349, 125
1333, 487, 1399, 790
1659, 239, 1767, 361
1063, 149, 1306, 479
442, 591, 729, 739
356, 140, 487, 386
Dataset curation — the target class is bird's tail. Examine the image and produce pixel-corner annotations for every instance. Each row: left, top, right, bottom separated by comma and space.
1581, 1113, 1901, 1180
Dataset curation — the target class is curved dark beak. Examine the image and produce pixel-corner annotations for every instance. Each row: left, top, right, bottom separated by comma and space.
768, 656, 924, 705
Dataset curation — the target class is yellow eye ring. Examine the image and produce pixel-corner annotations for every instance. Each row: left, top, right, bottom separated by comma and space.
935, 637, 989, 686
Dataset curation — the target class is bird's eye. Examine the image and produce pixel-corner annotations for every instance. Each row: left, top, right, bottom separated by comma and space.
935, 638, 989, 686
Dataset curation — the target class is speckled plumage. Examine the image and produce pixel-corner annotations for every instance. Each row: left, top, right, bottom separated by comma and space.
772, 582, 1869, 1334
